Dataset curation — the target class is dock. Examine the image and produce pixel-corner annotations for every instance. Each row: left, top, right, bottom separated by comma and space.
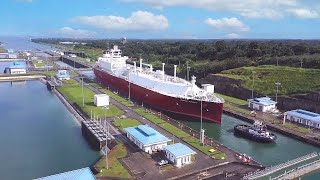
81, 119, 115, 151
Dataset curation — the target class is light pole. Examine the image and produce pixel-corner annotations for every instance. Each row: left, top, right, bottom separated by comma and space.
251, 71, 256, 99
200, 98, 205, 145
81, 76, 84, 107
300, 59, 303, 68
275, 82, 281, 103
187, 66, 190, 81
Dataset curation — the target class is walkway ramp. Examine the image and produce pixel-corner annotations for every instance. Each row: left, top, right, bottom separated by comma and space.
243, 152, 319, 180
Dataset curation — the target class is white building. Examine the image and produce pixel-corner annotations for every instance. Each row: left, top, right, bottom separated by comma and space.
55, 70, 70, 80
283, 109, 320, 129
7, 62, 26, 74
248, 97, 277, 112
124, 125, 171, 154
163, 143, 196, 168
94, 94, 109, 107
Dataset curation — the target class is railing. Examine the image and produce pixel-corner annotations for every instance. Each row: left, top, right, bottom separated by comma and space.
271, 158, 320, 180
243, 152, 318, 180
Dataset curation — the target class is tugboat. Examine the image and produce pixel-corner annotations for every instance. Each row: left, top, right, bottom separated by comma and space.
234, 121, 277, 143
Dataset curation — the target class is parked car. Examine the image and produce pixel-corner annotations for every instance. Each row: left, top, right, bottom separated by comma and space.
157, 160, 168, 166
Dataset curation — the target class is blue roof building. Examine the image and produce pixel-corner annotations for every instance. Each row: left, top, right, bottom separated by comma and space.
124, 125, 170, 154
248, 97, 277, 112
55, 70, 70, 80
284, 109, 320, 129
35, 167, 96, 180
9, 61, 26, 69
163, 143, 196, 167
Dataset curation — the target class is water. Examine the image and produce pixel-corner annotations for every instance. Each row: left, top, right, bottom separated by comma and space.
0, 36, 56, 51
0, 81, 100, 179
179, 114, 320, 179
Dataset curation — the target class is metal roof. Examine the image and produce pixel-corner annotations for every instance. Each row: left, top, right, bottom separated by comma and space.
35, 167, 96, 180
124, 125, 170, 146
55, 70, 70, 78
285, 109, 320, 123
9, 61, 26, 69
163, 143, 196, 158
249, 97, 276, 106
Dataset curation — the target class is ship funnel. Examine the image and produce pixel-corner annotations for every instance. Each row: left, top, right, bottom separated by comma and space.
139, 58, 142, 72
134, 61, 137, 72
174, 65, 177, 80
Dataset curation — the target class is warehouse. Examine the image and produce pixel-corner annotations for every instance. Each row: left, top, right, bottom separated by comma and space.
283, 109, 320, 129
124, 125, 170, 154
6, 61, 26, 74
163, 143, 196, 168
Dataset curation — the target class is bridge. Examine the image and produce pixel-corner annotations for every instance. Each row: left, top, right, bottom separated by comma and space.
243, 152, 319, 180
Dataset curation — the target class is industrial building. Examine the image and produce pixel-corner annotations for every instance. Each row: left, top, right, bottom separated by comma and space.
5, 61, 26, 74
35, 167, 95, 180
55, 70, 70, 80
163, 143, 196, 168
248, 97, 277, 112
283, 109, 320, 129
94, 94, 109, 107
124, 125, 171, 154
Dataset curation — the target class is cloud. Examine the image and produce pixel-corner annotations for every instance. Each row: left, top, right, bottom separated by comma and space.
224, 33, 242, 39
287, 8, 319, 18
55, 27, 96, 38
120, 0, 301, 19
71, 11, 168, 32
205, 17, 249, 32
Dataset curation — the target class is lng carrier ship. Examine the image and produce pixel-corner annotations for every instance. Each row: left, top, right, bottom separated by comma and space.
93, 45, 224, 123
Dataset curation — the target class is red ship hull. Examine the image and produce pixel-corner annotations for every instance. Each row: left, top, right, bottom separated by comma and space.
94, 68, 223, 124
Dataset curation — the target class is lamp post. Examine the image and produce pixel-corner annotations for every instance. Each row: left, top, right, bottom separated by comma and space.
81, 76, 84, 107
187, 66, 191, 81
275, 82, 281, 103
251, 71, 256, 99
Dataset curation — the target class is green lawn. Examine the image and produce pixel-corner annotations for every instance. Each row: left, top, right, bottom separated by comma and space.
58, 79, 123, 118
96, 142, 131, 178
89, 82, 134, 107
217, 93, 248, 106
182, 136, 226, 160
218, 65, 320, 96
112, 118, 141, 132
33, 60, 45, 67
159, 123, 190, 138
134, 108, 166, 124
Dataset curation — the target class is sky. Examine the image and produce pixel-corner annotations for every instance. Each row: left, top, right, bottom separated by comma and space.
1, 0, 320, 39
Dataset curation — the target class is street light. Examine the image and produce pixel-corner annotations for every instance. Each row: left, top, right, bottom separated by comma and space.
80, 76, 84, 107
275, 82, 281, 103
251, 71, 256, 99
187, 66, 191, 81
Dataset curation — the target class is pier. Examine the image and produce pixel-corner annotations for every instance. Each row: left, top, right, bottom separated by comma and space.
81, 119, 115, 151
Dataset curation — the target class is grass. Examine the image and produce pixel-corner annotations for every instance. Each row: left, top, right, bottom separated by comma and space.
134, 108, 166, 124
112, 118, 141, 132
218, 65, 320, 96
70, 71, 79, 76
182, 136, 226, 160
58, 79, 123, 118
96, 141, 131, 178
159, 123, 190, 138
89, 82, 134, 107
33, 60, 45, 67
217, 93, 248, 106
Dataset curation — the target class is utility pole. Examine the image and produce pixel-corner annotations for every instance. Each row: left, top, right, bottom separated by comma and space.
275, 82, 281, 103
251, 71, 256, 99
200, 99, 205, 145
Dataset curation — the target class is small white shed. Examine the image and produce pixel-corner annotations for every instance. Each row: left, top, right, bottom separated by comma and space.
163, 143, 196, 168
94, 94, 109, 107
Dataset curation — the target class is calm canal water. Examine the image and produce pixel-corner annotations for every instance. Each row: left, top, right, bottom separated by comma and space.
179, 114, 320, 179
0, 80, 100, 179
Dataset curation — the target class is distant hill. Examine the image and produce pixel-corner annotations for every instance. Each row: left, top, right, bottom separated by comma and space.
217, 65, 320, 96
